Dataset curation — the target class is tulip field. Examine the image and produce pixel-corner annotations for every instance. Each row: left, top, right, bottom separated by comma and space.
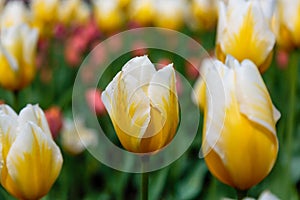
0, 0, 299, 200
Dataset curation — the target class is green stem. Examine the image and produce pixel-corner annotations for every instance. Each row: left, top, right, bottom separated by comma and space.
12, 90, 19, 111
142, 172, 149, 200
285, 51, 298, 193
141, 156, 149, 200
236, 189, 248, 200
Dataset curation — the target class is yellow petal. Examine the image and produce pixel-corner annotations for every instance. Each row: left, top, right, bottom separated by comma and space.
6, 122, 62, 200
217, 0, 275, 68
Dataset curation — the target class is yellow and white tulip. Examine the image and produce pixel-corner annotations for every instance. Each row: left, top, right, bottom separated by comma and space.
275, 0, 300, 50
129, 0, 154, 26
216, 0, 276, 73
194, 56, 280, 190
58, 0, 90, 26
61, 118, 98, 155
102, 56, 179, 153
153, 0, 186, 30
0, 24, 38, 91
92, 0, 124, 33
0, 104, 63, 200
30, 0, 59, 37
190, 0, 218, 31
0, 1, 30, 28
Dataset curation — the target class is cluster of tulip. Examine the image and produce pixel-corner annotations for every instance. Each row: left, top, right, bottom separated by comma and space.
0, 0, 299, 199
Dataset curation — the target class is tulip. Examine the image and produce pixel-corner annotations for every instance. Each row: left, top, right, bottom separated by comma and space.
30, 0, 59, 37
0, 104, 63, 200
216, 0, 276, 73
190, 0, 218, 31
45, 106, 63, 139
275, 0, 300, 50
61, 118, 98, 155
0, 1, 30, 28
0, 24, 39, 91
86, 88, 106, 116
153, 0, 186, 30
129, 0, 154, 26
92, 0, 124, 33
101, 56, 179, 153
194, 56, 280, 190
58, 0, 90, 26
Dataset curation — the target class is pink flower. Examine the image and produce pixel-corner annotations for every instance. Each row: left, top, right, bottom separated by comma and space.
45, 106, 63, 139
276, 49, 289, 69
86, 88, 106, 116
185, 57, 200, 80
131, 41, 148, 56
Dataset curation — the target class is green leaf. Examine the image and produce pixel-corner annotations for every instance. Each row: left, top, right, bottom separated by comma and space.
176, 161, 207, 199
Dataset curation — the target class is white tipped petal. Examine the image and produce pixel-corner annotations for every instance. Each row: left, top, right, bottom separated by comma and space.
202, 61, 230, 158
235, 59, 279, 136
0, 104, 18, 119
122, 55, 156, 87
18, 104, 52, 138
101, 71, 122, 115
21, 25, 38, 65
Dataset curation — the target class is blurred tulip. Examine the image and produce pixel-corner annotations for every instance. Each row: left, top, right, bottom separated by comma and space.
185, 57, 200, 80
190, 0, 218, 31
275, 0, 300, 50
216, 0, 276, 73
58, 0, 90, 26
93, 0, 124, 33
102, 56, 179, 153
86, 88, 106, 116
0, 1, 30, 28
194, 56, 280, 190
0, 104, 63, 200
131, 41, 148, 57
129, 0, 154, 26
153, 0, 186, 30
45, 106, 63, 139
0, 24, 39, 91
276, 49, 289, 69
61, 118, 98, 155
31, 0, 59, 37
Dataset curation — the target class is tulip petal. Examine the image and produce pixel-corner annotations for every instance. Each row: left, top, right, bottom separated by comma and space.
122, 55, 156, 89
0, 26, 20, 71
235, 59, 280, 137
18, 104, 52, 138
6, 122, 63, 200
20, 25, 38, 65
203, 60, 233, 158
0, 104, 18, 119
219, 0, 275, 67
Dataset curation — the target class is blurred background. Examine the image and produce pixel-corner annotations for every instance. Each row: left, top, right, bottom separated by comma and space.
0, 0, 299, 199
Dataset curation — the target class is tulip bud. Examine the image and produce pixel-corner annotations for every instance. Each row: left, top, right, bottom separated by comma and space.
102, 56, 179, 153
61, 118, 98, 155
153, 0, 186, 30
194, 56, 280, 190
274, 0, 300, 50
0, 104, 63, 200
0, 24, 39, 91
31, 0, 59, 37
216, 0, 276, 73
92, 0, 124, 33
189, 0, 218, 31
129, 0, 154, 26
